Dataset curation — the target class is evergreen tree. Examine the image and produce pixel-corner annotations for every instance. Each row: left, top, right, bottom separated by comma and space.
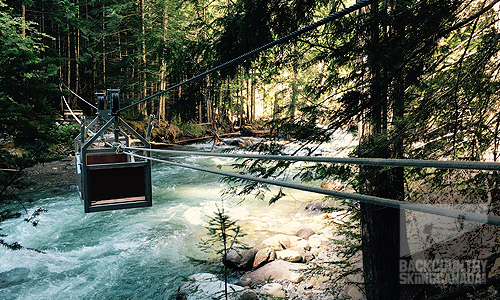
221, 0, 500, 298
199, 205, 244, 300
0, 0, 60, 250
0, 1, 58, 149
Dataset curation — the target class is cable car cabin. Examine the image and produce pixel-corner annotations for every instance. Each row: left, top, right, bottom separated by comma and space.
75, 90, 154, 213
76, 150, 152, 213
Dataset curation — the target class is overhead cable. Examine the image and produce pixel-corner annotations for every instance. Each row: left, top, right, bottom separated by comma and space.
60, 82, 97, 110
59, 85, 101, 136
125, 151, 500, 226
116, 0, 377, 114
124, 146, 500, 171
60, 93, 82, 124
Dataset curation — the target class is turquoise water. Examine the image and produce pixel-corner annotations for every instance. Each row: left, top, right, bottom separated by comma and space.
0, 136, 355, 300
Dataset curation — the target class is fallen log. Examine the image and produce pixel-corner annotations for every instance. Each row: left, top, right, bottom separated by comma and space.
174, 132, 241, 145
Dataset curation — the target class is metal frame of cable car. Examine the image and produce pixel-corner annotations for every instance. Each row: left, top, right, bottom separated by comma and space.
75, 89, 154, 213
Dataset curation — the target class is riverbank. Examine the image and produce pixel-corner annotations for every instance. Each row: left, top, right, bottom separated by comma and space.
18, 156, 76, 195
177, 209, 365, 300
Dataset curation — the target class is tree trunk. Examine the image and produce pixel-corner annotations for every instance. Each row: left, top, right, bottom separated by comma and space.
273, 91, 280, 117
21, 4, 26, 38
251, 71, 256, 122
102, 5, 106, 86
289, 65, 298, 119
76, 5, 80, 109
357, 1, 404, 299
159, 2, 168, 123
67, 22, 72, 106
139, 0, 147, 116
239, 87, 243, 127
206, 75, 212, 123
246, 76, 251, 123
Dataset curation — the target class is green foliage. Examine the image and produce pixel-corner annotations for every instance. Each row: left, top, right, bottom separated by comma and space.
221, 141, 293, 203
212, 2, 500, 298
54, 123, 79, 142
307, 202, 364, 298
199, 205, 244, 257
214, 0, 319, 74
0, 2, 58, 149
199, 204, 245, 300
177, 123, 206, 138
0, 2, 62, 250
219, 0, 500, 198
0, 154, 33, 200
50, 123, 80, 154
296, 163, 354, 183
268, 188, 286, 205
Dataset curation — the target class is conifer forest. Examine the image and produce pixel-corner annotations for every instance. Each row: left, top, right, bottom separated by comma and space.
2, 0, 500, 299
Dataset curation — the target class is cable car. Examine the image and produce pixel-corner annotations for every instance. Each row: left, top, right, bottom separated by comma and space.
74, 89, 154, 213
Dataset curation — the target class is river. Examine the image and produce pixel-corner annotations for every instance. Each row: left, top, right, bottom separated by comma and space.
0, 134, 356, 300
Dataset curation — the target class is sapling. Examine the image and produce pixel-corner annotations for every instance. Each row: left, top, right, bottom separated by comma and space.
199, 203, 245, 300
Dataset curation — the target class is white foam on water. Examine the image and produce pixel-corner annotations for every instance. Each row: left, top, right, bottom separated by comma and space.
0, 138, 354, 299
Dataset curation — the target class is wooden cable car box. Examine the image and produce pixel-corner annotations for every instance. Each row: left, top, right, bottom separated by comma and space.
77, 150, 152, 213
75, 90, 154, 213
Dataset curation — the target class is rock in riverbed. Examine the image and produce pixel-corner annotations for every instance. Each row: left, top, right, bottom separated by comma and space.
177, 273, 244, 300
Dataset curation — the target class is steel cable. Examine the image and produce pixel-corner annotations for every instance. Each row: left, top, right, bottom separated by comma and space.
60, 93, 82, 124
124, 151, 500, 226
124, 146, 500, 171
60, 82, 97, 110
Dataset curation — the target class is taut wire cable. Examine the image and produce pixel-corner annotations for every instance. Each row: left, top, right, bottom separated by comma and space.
60, 81, 97, 110
123, 151, 500, 226
124, 146, 500, 171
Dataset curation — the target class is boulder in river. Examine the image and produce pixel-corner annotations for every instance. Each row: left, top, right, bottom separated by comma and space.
308, 234, 330, 249
261, 234, 290, 250
261, 282, 286, 298
253, 247, 276, 269
295, 228, 316, 240
261, 234, 309, 251
177, 273, 244, 300
224, 244, 258, 270
320, 180, 344, 191
276, 249, 302, 262
304, 202, 327, 213
238, 260, 306, 285
238, 290, 259, 300
224, 137, 255, 147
